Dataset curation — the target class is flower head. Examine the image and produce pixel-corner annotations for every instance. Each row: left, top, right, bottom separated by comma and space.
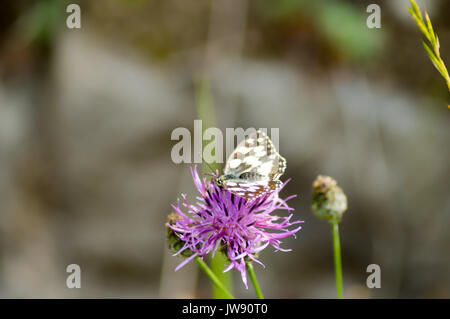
167, 166, 303, 288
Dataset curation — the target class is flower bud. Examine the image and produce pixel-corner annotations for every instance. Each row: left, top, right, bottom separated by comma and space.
311, 175, 347, 223
166, 213, 193, 258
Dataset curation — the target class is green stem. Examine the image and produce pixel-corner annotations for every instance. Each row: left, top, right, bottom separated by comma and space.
195, 79, 233, 298
195, 257, 234, 299
331, 220, 343, 299
246, 262, 264, 299
210, 253, 233, 298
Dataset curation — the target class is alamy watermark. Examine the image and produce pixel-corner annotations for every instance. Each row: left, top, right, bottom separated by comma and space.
66, 264, 81, 288
366, 264, 381, 288
66, 4, 81, 29
366, 4, 381, 29
170, 120, 280, 164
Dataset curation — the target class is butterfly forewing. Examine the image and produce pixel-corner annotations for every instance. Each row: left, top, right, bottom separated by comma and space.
224, 130, 286, 178
221, 130, 286, 200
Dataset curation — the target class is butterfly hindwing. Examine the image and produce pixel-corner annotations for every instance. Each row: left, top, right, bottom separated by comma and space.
223, 180, 271, 200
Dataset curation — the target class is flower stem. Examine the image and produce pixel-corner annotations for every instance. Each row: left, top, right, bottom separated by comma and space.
195, 256, 234, 299
210, 253, 233, 298
196, 79, 233, 298
331, 220, 343, 299
246, 262, 264, 299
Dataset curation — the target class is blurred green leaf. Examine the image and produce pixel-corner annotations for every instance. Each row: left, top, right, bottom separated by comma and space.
260, 0, 384, 63
318, 2, 383, 62
20, 0, 66, 46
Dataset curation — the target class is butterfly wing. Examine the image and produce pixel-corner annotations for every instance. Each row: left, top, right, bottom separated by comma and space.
222, 130, 286, 200
223, 180, 283, 200
224, 130, 286, 180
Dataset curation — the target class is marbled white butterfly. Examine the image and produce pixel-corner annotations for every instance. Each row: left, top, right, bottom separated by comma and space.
213, 130, 286, 200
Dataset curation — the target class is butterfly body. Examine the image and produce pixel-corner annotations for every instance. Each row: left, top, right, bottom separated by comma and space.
213, 130, 286, 200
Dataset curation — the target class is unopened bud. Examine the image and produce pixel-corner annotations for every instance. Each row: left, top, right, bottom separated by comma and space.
311, 175, 347, 223
166, 213, 193, 257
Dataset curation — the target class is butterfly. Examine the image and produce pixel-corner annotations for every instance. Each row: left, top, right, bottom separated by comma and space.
213, 130, 286, 200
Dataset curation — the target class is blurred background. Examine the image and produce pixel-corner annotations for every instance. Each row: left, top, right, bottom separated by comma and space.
0, 0, 449, 298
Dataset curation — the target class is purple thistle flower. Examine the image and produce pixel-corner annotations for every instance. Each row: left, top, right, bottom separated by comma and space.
169, 165, 303, 288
